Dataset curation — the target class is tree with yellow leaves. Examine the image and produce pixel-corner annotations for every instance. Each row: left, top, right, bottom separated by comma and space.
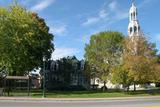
122, 34, 157, 91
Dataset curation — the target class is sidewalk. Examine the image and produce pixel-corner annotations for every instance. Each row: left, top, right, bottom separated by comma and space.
0, 96, 160, 102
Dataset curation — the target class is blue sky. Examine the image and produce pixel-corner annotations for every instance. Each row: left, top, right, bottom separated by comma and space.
1, 0, 160, 60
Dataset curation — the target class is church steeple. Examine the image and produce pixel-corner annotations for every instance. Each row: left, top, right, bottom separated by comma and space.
128, 1, 141, 37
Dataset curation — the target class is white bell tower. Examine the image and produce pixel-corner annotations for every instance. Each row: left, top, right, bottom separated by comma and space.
128, 1, 141, 37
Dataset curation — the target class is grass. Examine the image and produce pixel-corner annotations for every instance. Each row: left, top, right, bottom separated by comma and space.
6, 89, 160, 98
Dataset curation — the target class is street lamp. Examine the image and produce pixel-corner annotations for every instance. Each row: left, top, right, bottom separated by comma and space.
42, 57, 46, 98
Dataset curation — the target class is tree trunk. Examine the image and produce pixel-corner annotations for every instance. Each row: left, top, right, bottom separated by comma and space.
127, 85, 130, 92
93, 77, 95, 85
93, 77, 96, 90
102, 81, 107, 91
123, 84, 129, 92
134, 82, 136, 91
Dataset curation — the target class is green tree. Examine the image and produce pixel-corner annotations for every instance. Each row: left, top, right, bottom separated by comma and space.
0, 4, 54, 75
111, 65, 132, 91
122, 35, 157, 91
83, 61, 96, 84
85, 31, 124, 90
59, 56, 77, 86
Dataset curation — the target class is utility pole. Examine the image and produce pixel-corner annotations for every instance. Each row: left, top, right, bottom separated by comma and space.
27, 71, 30, 96
42, 57, 46, 98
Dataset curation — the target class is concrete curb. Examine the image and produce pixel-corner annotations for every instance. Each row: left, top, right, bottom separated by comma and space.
0, 96, 160, 102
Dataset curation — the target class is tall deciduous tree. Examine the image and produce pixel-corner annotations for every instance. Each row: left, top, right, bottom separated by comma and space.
0, 4, 54, 75
122, 35, 157, 90
85, 31, 124, 90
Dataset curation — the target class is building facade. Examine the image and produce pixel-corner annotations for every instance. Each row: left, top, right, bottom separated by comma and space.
45, 56, 90, 90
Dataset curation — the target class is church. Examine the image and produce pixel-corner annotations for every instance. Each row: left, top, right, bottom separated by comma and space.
91, 1, 155, 90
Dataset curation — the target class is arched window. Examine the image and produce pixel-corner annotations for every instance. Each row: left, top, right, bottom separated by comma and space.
130, 27, 132, 34
134, 26, 137, 32
131, 13, 133, 20
133, 12, 135, 20
54, 64, 57, 71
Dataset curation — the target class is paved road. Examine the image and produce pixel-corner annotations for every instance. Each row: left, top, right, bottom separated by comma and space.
0, 97, 160, 107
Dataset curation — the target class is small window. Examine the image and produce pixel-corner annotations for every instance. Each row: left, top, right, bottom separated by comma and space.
131, 13, 133, 20
134, 26, 137, 32
133, 12, 135, 19
130, 27, 132, 34
54, 64, 57, 71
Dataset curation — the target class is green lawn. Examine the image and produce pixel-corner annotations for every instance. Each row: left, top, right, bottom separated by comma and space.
7, 89, 160, 98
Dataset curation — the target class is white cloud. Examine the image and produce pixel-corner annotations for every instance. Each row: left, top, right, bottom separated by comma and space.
108, 1, 117, 11
82, 17, 100, 26
51, 47, 79, 60
50, 25, 67, 36
82, 9, 109, 26
82, 0, 128, 26
108, 1, 128, 21
30, 0, 55, 12
99, 9, 108, 18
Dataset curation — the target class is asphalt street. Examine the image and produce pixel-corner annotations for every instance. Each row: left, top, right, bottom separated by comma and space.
0, 97, 160, 107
